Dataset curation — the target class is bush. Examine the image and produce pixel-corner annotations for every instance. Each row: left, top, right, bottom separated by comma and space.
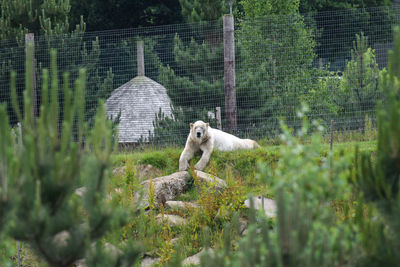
200, 107, 360, 266
0, 47, 140, 266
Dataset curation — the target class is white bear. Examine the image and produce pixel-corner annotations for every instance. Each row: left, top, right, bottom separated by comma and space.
179, 120, 260, 171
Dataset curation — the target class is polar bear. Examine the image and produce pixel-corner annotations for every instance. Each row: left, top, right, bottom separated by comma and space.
179, 120, 260, 171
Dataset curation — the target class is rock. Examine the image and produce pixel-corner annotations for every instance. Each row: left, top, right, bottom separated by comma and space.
52, 230, 70, 247
141, 256, 161, 267
170, 237, 180, 245
165, 201, 199, 211
112, 166, 126, 177
104, 242, 123, 259
74, 259, 87, 267
136, 164, 163, 180
242, 227, 262, 236
193, 170, 227, 192
74, 186, 87, 197
156, 214, 186, 227
182, 248, 213, 266
112, 164, 163, 181
114, 187, 123, 194
136, 171, 191, 208
239, 218, 248, 235
74, 242, 122, 267
244, 196, 277, 218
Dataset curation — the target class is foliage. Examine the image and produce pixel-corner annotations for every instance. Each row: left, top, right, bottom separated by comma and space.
158, 33, 224, 109
0, 48, 140, 266
69, 0, 184, 32
236, 0, 320, 133
302, 3, 395, 70
0, 0, 84, 42
338, 33, 382, 129
239, 0, 300, 16
0, 0, 116, 127
309, 33, 383, 131
200, 107, 360, 266
353, 25, 400, 266
179, 0, 230, 22
299, 0, 392, 13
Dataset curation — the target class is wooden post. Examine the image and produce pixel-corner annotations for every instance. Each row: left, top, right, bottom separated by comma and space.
25, 33, 37, 117
137, 41, 145, 76
216, 107, 222, 130
330, 120, 334, 151
17, 122, 22, 267
223, 15, 237, 132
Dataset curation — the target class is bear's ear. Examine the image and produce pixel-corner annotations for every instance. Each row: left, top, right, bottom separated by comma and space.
190, 123, 194, 129
206, 123, 209, 128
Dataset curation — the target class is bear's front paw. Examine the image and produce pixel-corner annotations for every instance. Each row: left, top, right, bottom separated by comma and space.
194, 162, 205, 171
179, 166, 187, 171
179, 161, 189, 171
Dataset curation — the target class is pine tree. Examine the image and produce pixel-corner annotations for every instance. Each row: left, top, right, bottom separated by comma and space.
154, 1, 228, 143
179, 0, 230, 23
236, 0, 318, 134
0, 47, 139, 267
0, 0, 116, 127
353, 26, 400, 266
0, 0, 84, 42
337, 33, 381, 131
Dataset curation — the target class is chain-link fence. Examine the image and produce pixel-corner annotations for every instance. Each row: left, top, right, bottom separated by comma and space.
0, 6, 398, 147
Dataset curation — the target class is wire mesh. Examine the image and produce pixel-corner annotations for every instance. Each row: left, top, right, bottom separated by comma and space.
0, 6, 397, 147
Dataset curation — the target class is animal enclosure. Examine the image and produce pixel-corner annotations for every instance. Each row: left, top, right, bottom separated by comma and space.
0, 6, 396, 145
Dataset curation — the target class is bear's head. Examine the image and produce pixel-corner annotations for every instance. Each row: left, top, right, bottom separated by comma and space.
190, 120, 209, 142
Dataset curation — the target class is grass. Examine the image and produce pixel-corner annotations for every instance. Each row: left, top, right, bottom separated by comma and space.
8, 139, 376, 266
106, 139, 377, 265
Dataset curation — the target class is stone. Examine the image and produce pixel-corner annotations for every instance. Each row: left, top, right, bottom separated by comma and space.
135, 171, 191, 208
52, 230, 70, 247
136, 164, 163, 180
182, 248, 213, 266
165, 201, 199, 211
141, 256, 161, 267
244, 196, 277, 218
74, 186, 87, 197
239, 218, 248, 235
156, 214, 186, 227
170, 237, 180, 245
112, 166, 126, 177
104, 242, 123, 259
193, 170, 227, 192
74, 259, 87, 267
112, 164, 163, 181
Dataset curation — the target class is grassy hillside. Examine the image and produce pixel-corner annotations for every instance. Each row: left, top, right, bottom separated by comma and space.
10, 139, 376, 266
103, 139, 376, 266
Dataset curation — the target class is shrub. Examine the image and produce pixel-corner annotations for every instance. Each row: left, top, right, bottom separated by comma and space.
0, 47, 140, 266
200, 106, 360, 266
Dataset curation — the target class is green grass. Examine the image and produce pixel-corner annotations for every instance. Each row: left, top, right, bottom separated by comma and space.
107, 139, 377, 265
11, 139, 376, 266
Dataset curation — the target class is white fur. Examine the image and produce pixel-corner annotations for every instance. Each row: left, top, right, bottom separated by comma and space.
179, 120, 260, 171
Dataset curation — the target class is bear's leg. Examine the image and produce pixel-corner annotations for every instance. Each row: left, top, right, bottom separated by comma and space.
194, 149, 212, 171
179, 148, 194, 171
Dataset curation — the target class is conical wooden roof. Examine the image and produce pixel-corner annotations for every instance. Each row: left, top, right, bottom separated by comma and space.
106, 76, 173, 143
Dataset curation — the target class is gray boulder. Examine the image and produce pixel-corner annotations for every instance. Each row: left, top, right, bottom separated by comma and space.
182, 248, 214, 266
165, 201, 199, 211
156, 214, 187, 227
244, 196, 277, 218
136, 171, 191, 208
193, 170, 227, 192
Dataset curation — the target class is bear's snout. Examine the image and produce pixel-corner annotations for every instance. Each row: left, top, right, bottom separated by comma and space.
196, 132, 202, 138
